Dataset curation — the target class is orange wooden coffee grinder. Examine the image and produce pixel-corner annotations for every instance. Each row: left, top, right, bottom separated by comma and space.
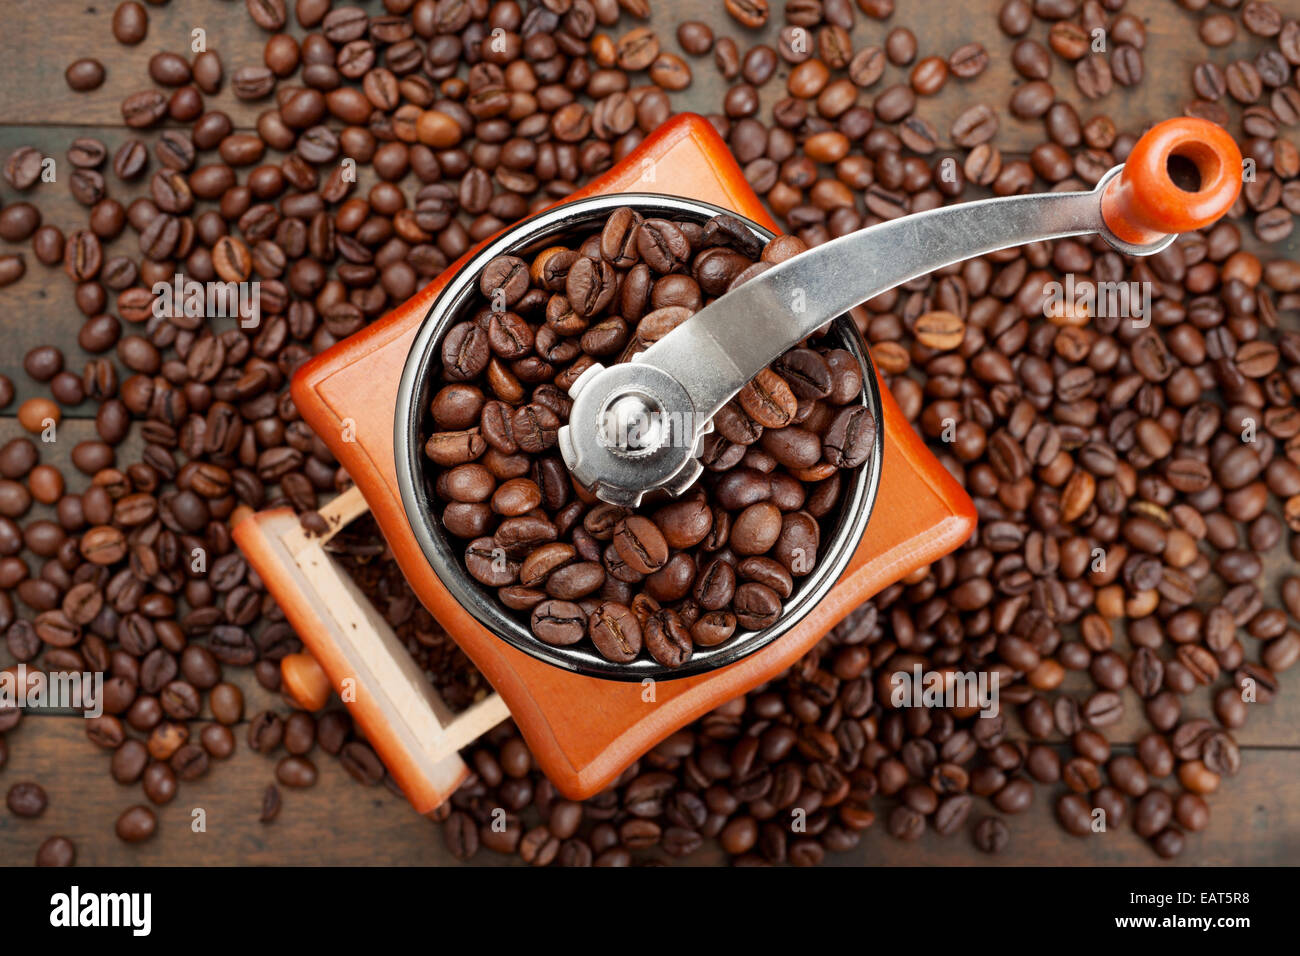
234, 114, 1240, 814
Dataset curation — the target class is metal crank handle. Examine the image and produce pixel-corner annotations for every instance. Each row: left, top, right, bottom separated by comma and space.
560, 118, 1241, 507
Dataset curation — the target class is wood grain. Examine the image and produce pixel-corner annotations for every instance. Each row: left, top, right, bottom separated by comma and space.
0, 717, 1294, 865
0, 2, 275, 128
0, 0, 1257, 147
3, 0, 1296, 402
0, 0, 1298, 865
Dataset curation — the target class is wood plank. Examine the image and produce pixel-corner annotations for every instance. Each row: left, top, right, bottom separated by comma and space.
0, 717, 1294, 865
0, 2, 276, 128
0, 715, 476, 867
0, 0, 1283, 143
847, 745, 1300, 867
3, 0, 1296, 407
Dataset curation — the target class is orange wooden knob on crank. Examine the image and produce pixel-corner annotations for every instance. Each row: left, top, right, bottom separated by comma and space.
1100, 117, 1242, 246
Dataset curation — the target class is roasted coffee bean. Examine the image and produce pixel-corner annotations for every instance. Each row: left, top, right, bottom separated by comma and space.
739, 369, 797, 428
66, 58, 106, 92
588, 601, 642, 662
724, 0, 769, 30
6, 782, 48, 818
823, 406, 875, 468
232, 66, 276, 100
276, 755, 318, 788
636, 219, 691, 273
678, 22, 714, 56
115, 805, 157, 843
121, 89, 168, 128
973, 815, 1009, 853
246, 711, 284, 754
35, 835, 76, 867
952, 104, 999, 148
848, 47, 886, 88
613, 516, 668, 574
532, 599, 587, 646
644, 610, 693, 667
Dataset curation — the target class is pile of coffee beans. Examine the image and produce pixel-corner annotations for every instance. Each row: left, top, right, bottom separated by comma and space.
0, 0, 1298, 865
424, 209, 875, 666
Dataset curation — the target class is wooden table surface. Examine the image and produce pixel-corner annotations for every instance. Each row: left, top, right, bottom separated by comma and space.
0, 0, 1297, 866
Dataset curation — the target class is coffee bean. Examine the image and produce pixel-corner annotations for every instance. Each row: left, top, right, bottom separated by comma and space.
65, 58, 106, 91
80, 525, 128, 565
948, 43, 989, 80
1112, 45, 1143, 87
1010, 80, 1054, 118
1133, 789, 1173, 839
636, 219, 691, 273
35, 835, 76, 867
645, 609, 693, 667
678, 22, 714, 56
613, 516, 668, 574
121, 90, 168, 128
258, 784, 282, 823
1200, 731, 1240, 777
246, 0, 287, 30
275, 712, 312, 757
276, 755, 318, 788
1011, 41, 1051, 81
232, 66, 276, 100
589, 601, 642, 662
531, 599, 586, 646
6, 781, 48, 817
1200, 14, 1237, 47
0, 255, 26, 289
112, 1, 148, 44
1226, 61, 1263, 104
724, 0, 769, 29
566, 256, 618, 316
885, 28, 917, 66
115, 805, 157, 842
0, 203, 41, 242
848, 47, 885, 88
442, 322, 491, 380
823, 406, 876, 468
739, 369, 797, 428
4, 147, 44, 190
952, 104, 999, 148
